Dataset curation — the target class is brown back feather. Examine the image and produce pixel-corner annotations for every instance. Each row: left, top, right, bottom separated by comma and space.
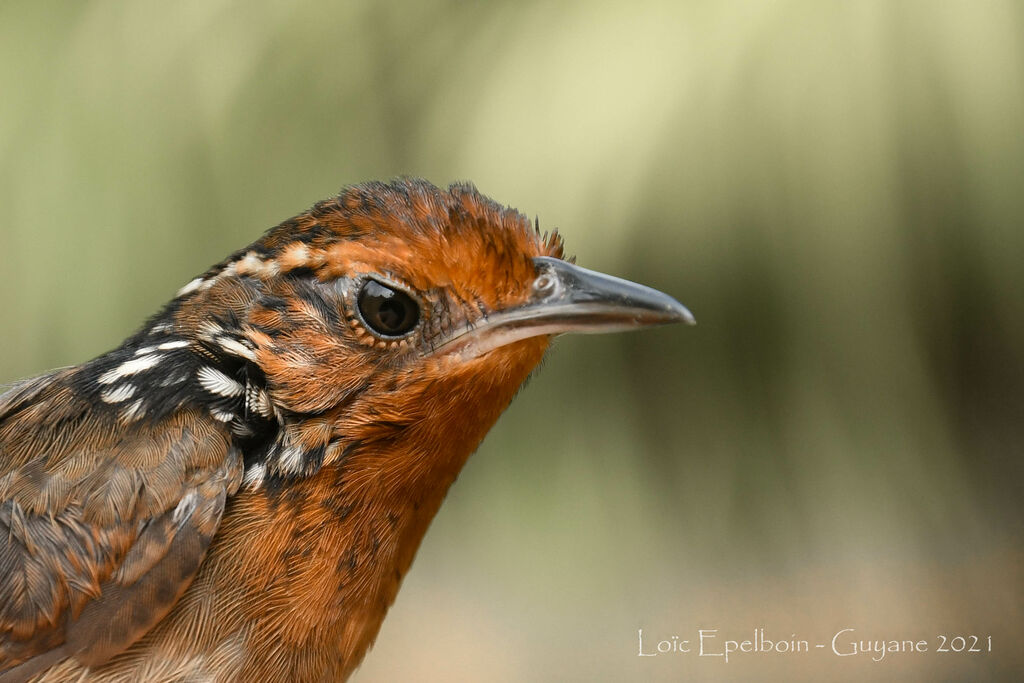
0, 374, 242, 681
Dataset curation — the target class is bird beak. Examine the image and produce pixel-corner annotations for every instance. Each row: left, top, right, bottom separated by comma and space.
431, 256, 694, 359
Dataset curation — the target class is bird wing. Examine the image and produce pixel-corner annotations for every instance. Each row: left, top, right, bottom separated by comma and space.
0, 369, 243, 678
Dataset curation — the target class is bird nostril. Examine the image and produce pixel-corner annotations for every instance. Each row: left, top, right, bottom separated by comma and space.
531, 273, 557, 298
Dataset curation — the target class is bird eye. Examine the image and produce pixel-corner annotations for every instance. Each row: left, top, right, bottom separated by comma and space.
356, 279, 420, 338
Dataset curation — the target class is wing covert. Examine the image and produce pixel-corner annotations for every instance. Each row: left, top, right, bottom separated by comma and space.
0, 372, 242, 679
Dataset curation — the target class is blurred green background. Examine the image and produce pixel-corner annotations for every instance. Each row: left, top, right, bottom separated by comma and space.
2, 1, 1022, 680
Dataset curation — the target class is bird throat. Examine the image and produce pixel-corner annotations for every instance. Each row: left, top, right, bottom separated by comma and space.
163, 337, 551, 680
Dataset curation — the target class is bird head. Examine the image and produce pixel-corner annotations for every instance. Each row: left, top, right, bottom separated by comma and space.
147, 178, 692, 503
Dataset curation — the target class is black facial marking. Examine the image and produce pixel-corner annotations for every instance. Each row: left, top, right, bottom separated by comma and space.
283, 266, 317, 280
294, 281, 342, 329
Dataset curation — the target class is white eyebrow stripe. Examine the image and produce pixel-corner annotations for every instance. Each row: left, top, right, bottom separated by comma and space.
177, 278, 205, 297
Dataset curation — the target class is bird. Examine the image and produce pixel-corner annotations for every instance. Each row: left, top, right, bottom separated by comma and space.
0, 178, 693, 682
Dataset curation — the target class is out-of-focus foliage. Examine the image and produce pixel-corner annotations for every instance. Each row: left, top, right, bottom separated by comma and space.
1, 1, 1021, 680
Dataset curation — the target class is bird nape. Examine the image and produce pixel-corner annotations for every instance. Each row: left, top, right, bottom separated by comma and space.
0, 178, 693, 682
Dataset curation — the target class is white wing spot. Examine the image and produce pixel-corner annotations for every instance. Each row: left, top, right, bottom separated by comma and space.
120, 398, 146, 423
101, 384, 137, 403
98, 354, 163, 384
197, 366, 245, 397
198, 322, 224, 341
210, 409, 236, 423
158, 340, 191, 351
279, 445, 303, 473
246, 386, 274, 418
172, 490, 198, 526
243, 463, 266, 489
216, 336, 257, 362
158, 371, 190, 387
